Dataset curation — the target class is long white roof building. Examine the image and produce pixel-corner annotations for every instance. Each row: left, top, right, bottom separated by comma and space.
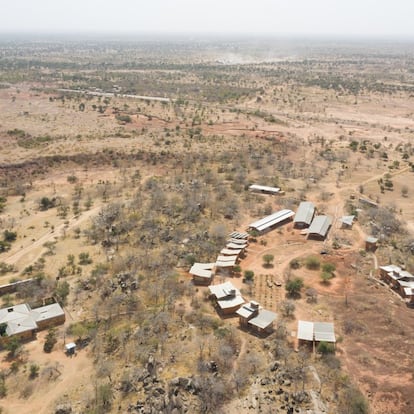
249, 209, 295, 232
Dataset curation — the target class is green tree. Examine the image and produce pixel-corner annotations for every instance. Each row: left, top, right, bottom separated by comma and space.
262, 254, 274, 267
43, 328, 57, 353
321, 272, 334, 284
3, 230, 16, 243
29, 364, 40, 379
5, 336, 22, 358
78, 252, 92, 265
39, 197, 54, 211
55, 281, 70, 305
244, 270, 254, 282
70, 322, 89, 342
322, 263, 336, 274
285, 278, 304, 297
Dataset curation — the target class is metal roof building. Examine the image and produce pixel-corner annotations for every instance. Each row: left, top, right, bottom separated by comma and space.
189, 263, 214, 285
209, 282, 244, 314
248, 309, 277, 330
229, 231, 249, 240
340, 215, 355, 227
249, 184, 281, 195
209, 281, 240, 300
220, 248, 242, 256
307, 215, 332, 239
226, 242, 247, 250
0, 301, 65, 338
297, 320, 336, 343
294, 201, 315, 228
249, 209, 295, 233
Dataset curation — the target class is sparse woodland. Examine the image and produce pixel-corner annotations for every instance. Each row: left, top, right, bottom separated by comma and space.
0, 38, 413, 414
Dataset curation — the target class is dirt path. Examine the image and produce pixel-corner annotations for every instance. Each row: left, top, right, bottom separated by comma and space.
2, 205, 101, 268
0, 329, 94, 414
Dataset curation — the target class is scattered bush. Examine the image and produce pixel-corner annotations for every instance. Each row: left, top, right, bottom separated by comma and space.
289, 258, 301, 269
305, 256, 320, 270
29, 364, 40, 379
43, 328, 57, 353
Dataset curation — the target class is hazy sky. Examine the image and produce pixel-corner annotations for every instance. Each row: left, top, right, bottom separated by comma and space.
2, 0, 414, 37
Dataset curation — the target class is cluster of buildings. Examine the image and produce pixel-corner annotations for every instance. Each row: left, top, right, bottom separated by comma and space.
189, 230, 277, 336
208, 281, 278, 336
293, 201, 333, 240
246, 201, 333, 240
188, 197, 337, 340
379, 265, 414, 304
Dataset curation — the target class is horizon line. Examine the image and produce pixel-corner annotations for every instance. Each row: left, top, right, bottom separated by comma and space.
0, 31, 414, 42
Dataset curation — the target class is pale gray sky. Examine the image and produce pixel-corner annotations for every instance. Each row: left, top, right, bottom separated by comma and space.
2, 0, 414, 37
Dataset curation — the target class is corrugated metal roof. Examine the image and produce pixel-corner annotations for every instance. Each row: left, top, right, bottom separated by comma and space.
216, 255, 238, 263
220, 248, 242, 256
340, 215, 355, 226
403, 287, 414, 296
227, 238, 248, 246
297, 320, 314, 341
217, 296, 245, 310
297, 321, 336, 343
189, 268, 213, 279
190, 263, 214, 279
236, 305, 255, 319
308, 215, 332, 237
314, 322, 336, 343
209, 282, 240, 300
249, 209, 295, 232
227, 242, 247, 249
215, 260, 236, 268
229, 231, 249, 239
380, 265, 401, 274
294, 202, 315, 225
249, 184, 280, 194
248, 309, 277, 329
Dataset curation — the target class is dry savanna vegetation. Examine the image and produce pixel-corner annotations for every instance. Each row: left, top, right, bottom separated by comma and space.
0, 37, 414, 414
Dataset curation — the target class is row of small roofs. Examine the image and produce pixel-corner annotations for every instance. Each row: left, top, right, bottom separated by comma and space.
189, 232, 249, 281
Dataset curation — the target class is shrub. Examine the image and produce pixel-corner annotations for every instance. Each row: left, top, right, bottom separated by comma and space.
29, 364, 39, 379
244, 270, 254, 282
280, 300, 295, 317
289, 258, 301, 269
43, 328, 57, 353
78, 252, 92, 265
317, 341, 335, 355
3, 230, 16, 243
321, 272, 334, 284
305, 256, 320, 270
322, 263, 336, 274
